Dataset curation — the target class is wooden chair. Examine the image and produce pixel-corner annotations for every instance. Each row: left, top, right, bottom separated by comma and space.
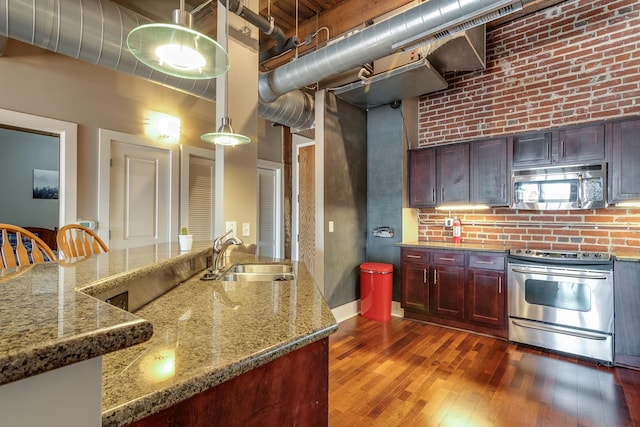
0, 224, 57, 268
57, 224, 109, 259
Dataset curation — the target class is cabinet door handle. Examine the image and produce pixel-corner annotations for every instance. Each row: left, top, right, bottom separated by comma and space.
432, 188, 436, 202
407, 254, 422, 259
441, 187, 445, 201
502, 183, 506, 199
423, 268, 427, 284
561, 139, 566, 157
434, 269, 437, 285
439, 257, 455, 261
476, 260, 495, 265
499, 276, 502, 294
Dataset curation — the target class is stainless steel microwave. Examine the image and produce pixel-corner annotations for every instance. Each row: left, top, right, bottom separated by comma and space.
511, 163, 607, 210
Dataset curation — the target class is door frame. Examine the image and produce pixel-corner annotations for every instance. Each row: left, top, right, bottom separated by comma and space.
97, 129, 179, 245
292, 137, 315, 262
0, 108, 77, 227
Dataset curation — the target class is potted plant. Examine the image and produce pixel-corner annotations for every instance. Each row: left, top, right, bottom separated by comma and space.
178, 226, 193, 251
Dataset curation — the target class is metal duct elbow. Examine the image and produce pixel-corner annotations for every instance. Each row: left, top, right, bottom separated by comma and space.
0, 0, 216, 100
258, 90, 315, 131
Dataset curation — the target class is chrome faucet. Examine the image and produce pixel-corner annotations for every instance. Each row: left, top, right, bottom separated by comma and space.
213, 230, 243, 272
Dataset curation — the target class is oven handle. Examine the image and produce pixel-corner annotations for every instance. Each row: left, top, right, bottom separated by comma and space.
510, 268, 608, 280
511, 319, 608, 341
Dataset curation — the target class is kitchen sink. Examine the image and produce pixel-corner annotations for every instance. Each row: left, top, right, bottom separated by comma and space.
200, 263, 296, 282
220, 263, 295, 282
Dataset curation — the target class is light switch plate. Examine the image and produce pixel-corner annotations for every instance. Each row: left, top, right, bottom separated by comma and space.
329, 221, 334, 233
225, 221, 237, 237
242, 223, 250, 237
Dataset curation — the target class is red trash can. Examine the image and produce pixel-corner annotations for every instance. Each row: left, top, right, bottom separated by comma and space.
360, 262, 393, 321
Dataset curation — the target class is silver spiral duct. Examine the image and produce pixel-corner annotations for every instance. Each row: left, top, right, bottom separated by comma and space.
257, 90, 315, 130
0, 0, 216, 99
258, 0, 522, 103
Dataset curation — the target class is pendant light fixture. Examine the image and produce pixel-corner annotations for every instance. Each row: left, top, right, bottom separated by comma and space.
127, 0, 229, 80
201, 2, 251, 146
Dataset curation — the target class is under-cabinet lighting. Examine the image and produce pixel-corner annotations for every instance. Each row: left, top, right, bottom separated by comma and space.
615, 201, 640, 208
435, 204, 490, 211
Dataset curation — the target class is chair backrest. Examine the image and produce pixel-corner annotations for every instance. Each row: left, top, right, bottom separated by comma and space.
57, 224, 109, 259
0, 224, 57, 268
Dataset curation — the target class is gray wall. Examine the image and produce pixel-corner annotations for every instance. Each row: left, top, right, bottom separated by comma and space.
366, 104, 404, 301
0, 128, 59, 229
322, 93, 368, 308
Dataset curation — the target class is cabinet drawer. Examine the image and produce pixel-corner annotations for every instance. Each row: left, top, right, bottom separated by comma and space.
402, 249, 429, 263
432, 252, 465, 266
468, 254, 505, 271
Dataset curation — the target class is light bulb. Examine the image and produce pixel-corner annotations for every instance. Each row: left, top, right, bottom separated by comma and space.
155, 44, 206, 71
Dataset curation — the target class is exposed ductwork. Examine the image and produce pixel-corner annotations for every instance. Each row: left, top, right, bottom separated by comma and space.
258, 0, 523, 104
1, 0, 522, 131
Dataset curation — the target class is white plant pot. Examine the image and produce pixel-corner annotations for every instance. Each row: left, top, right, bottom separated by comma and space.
178, 234, 193, 251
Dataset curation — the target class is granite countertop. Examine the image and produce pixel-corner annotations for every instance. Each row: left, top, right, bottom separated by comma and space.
398, 240, 640, 261
0, 241, 337, 427
397, 241, 510, 253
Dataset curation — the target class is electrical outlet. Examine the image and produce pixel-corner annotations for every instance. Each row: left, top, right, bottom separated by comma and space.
444, 218, 453, 227
225, 221, 237, 238
329, 221, 334, 233
242, 223, 250, 237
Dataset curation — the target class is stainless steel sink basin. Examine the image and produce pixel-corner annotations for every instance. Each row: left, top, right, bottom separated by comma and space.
230, 263, 294, 274
199, 263, 296, 282
221, 263, 295, 282
221, 272, 296, 282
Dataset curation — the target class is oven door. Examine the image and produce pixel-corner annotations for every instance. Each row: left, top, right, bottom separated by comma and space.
507, 263, 613, 333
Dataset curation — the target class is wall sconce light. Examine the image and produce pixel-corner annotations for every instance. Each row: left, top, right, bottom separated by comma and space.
145, 111, 181, 143
127, 0, 229, 79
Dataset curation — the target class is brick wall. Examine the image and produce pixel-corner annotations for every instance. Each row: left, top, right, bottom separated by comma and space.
416, 0, 640, 253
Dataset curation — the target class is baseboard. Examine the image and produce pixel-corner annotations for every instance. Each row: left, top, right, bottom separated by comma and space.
331, 300, 404, 324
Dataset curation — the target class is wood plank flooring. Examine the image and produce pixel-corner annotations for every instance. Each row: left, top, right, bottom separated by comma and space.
329, 316, 640, 427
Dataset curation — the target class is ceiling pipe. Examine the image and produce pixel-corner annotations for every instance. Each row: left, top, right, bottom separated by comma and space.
219, 0, 298, 63
258, 0, 523, 103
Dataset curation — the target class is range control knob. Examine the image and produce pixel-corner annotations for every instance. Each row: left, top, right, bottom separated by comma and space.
525, 249, 533, 254
595, 253, 603, 258
514, 249, 522, 254
582, 252, 590, 258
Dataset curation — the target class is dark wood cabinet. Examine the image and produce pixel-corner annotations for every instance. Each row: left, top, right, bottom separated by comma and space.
470, 138, 510, 206
438, 143, 470, 205
555, 123, 605, 163
466, 254, 506, 327
401, 248, 508, 339
400, 249, 430, 312
614, 260, 640, 369
408, 149, 437, 207
610, 118, 640, 203
512, 131, 552, 167
432, 264, 465, 319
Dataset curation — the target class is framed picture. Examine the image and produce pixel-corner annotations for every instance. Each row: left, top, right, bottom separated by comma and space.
33, 169, 59, 200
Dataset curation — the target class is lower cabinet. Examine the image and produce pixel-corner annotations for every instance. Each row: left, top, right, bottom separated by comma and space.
401, 248, 507, 339
614, 260, 640, 369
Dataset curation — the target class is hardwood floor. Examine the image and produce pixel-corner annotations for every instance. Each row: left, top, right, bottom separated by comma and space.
329, 316, 640, 427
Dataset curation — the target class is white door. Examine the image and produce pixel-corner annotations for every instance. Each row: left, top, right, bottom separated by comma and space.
98, 129, 178, 249
108, 140, 173, 249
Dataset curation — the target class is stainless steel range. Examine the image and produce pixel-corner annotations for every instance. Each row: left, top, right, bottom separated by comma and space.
507, 248, 614, 364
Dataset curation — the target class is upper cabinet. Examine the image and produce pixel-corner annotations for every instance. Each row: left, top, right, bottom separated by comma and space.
470, 138, 510, 206
408, 148, 437, 207
555, 123, 606, 163
438, 143, 470, 205
609, 118, 640, 203
512, 131, 552, 168
512, 124, 606, 169
408, 144, 470, 208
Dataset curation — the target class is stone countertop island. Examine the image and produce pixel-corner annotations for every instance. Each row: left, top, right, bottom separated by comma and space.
0, 241, 337, 426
